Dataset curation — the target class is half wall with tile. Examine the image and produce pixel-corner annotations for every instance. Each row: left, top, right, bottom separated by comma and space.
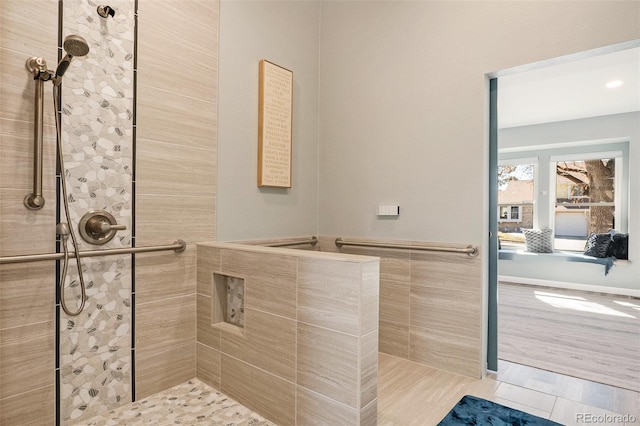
196, 242, 379, 425
318, 236, 484, 379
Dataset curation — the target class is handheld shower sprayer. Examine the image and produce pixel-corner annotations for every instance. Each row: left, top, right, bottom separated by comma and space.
24, 34, 90, 315
54, 35, 90, 85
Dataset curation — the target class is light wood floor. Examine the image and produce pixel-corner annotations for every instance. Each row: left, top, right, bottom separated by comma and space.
378, 353, 640, 426
498, 282, 640, 392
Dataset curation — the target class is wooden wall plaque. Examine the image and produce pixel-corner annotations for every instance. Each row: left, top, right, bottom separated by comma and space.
258, 60, 293, 188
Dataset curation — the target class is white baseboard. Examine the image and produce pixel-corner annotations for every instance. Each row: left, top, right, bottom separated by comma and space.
498, 275, 640, 298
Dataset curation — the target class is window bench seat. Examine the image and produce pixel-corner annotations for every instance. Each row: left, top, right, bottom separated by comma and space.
498, 249, 627, 275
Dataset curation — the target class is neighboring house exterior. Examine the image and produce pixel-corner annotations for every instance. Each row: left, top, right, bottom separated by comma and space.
498, 177, 591, 237
498, 180, 534, 232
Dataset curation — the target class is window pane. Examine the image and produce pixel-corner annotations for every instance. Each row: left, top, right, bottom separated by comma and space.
510, 206, 519, 220
498, 163, 534, 249
555, 159, 615, 251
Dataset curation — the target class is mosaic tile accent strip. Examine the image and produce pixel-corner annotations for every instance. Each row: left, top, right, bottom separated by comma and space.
61, 0, 134, 244
60, 0, 135, 424
60, 255, 133, 423
83, 379, 275, 426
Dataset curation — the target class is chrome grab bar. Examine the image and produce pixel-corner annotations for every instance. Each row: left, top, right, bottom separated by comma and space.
335, 238, 478, 257
0, 240, 186, 265
265, 236, 318, 247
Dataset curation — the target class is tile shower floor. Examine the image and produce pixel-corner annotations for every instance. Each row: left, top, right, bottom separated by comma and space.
82, 379, 274, 425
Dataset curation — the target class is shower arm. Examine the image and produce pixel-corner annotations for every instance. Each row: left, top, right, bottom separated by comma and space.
24, 57, 54, 210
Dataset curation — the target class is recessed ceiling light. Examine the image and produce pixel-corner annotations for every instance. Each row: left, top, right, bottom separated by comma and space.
606, 80, 623, 89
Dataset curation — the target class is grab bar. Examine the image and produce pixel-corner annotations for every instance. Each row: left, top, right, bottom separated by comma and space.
0, 240, 186, 265
335, 238, 478, 257
24, 57, 50, 210
265, 236, 318, 248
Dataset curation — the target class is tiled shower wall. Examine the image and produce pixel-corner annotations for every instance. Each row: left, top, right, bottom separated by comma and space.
1, 1, 59, 424
133, 0, 217, 400
0, 0, 218, 424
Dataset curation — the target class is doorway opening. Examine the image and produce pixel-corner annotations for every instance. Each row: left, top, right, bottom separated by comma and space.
488, 42, 640, 393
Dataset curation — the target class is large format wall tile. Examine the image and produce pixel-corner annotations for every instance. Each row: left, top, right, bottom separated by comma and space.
136, 84, 217, 151
409, 326, 481, 378
221, 308, 296, 381
379, 279, 410, 325
410, 285, 482, 341
221, 249, 297, 319
296, 386, 358, 425
136, 342, 196, 400
340, 243, 411, 283
297, 257, 361, 335
0, 116, 56, 193
360, 330, 378, 409
0, 188, 56, 256
136, 294, 196, 359
0, 384, 55, 426
0, 263, 54, 330
1, 0, 58, 56
361, 260, 380, 335
136, 196, 215, 245
411, 251, 482, 293
136, 138, 216, 197
196, 342, 220, 389
379, 320, 409, 358
0, 321, 54, 400
135, 247, 197, 304
137, 0, 218, 101
196, 294, 221, 350
297, 322, 359, 408
196, 244, 221, 297
221, 354, 296, 426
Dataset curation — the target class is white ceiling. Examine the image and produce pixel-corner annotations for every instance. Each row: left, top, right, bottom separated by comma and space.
498, 47, 640, 129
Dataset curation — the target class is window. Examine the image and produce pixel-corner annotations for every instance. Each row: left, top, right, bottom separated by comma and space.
500, 205, 522, 221
498, 143, 629, 253
497, 161, 536, 249
553, 156, 619, 251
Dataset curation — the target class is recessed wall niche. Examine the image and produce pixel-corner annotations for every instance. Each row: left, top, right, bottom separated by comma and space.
212, 273, 245, 335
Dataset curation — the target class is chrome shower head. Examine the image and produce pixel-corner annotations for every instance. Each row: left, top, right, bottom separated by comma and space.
54, 35, 90, 82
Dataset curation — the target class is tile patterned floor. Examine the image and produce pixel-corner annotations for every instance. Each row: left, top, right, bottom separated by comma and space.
81, 379, 274, 425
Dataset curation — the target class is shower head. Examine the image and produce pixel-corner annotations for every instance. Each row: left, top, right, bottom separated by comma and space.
54, 35, 90, 82
64, 34, 90, 57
